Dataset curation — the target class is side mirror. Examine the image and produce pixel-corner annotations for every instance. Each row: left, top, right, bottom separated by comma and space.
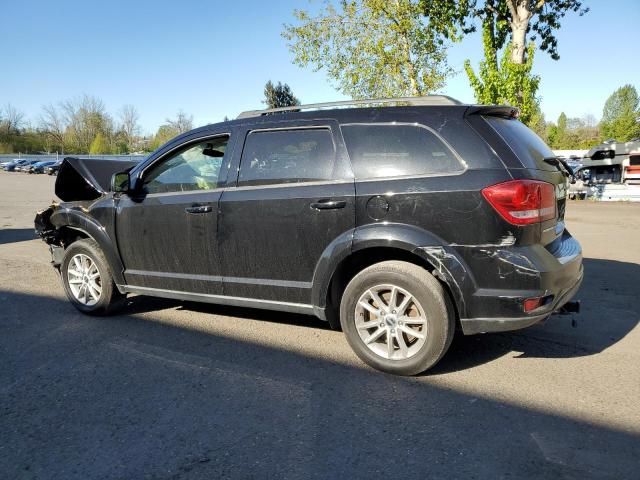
111, 171, 130, 193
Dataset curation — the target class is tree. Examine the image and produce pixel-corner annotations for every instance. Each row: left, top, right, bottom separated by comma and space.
89, 132, 109, 154
528, 104, 547, 141
546, 113, 601, 149
600, 85, 640, 142
554, 111, 568, 147
423, 1, 587, 126
1, 104, 25, 136
464, 19, 540, 124
422, 0, 588, 65
61, 95, 113, 153
39, 104, 66, 153
118, 104, 141, 152
149, 124, 180, 151
166, 110, 193, 134
282, 0, 453, 99
263, 81, 300, 108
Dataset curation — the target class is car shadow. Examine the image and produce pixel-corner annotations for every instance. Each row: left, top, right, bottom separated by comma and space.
1, 288, 639, 479
118, 257, 639, 376
430, 257, 640, 374
0, 228, 36, 245
121, 295, 332, 330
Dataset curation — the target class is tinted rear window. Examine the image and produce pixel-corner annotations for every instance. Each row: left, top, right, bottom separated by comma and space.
485, 116, 556, 171
238, 128, 335, 186
341, 124, 463, 179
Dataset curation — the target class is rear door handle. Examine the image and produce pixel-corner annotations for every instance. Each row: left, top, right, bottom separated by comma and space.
310, 199, 347, 210
185, 205, 213, 214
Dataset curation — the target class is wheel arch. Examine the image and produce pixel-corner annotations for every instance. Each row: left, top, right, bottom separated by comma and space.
312, 223, 470, 329
50, 208, 126, 287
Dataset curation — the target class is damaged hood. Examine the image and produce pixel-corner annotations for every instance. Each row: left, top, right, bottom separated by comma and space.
55, 157, 139, 202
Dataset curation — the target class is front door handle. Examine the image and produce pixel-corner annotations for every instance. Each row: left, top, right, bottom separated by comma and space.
185, 205, 213, 214
310, 199, 347, 210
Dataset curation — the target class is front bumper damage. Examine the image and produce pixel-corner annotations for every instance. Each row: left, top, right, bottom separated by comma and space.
34, 157, 138, 268
34, 204, 64, 267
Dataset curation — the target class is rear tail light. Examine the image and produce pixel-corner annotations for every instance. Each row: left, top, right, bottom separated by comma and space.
482, 180, 556, 225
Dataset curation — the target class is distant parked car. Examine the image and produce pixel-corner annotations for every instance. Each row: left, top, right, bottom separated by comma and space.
29, 160, 58, 174
46, 161, 62, 175
0, 158, 22, 169
15, 160, 40, 172
3, 159, 30, 172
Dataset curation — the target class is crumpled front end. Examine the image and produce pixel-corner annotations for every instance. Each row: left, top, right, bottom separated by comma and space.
34, 157, 139, 266
55, 157, 138, 202
34, 204, 65, 267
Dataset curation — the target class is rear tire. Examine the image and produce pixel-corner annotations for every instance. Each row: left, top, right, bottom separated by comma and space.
61, 238, 123, 315
340, 261, 454, 375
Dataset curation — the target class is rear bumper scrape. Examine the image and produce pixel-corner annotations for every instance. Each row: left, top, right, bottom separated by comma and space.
460, 267, 583, 335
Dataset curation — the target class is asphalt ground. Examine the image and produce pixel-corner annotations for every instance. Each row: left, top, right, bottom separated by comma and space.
1, 171, 639, 479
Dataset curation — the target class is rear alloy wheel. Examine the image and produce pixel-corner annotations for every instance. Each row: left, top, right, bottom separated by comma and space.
340, 261, 454, 375
61, 238, 122, 315
354, 284, 427, 361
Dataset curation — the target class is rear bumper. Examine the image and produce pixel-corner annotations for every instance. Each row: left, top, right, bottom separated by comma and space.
460, 267, 583, 334
453, 231, 583, 335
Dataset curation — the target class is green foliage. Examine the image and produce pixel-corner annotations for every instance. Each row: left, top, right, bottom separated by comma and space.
528, 104, 547, 141
424, 1, 587, 133
89, 132, 109, 154
546, 112, 601, 149
263, 81, 300, 108
421, 0, 588, 63
464, 20, 540, 124
282, 0, 452, 99
149, 124, 180, 151
600, 85, 640, 142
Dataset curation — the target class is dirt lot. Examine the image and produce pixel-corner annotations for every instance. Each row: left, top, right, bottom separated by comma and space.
1, 171, 639, 479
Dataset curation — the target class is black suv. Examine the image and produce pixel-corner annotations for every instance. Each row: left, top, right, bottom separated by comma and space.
35, 96, 583, 375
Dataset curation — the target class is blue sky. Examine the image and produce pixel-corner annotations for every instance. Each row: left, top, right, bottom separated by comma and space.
2, 0, 639, 134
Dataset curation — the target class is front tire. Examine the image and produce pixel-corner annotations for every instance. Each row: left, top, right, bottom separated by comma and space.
61, 238, 123, 315
340, 261, 454, 375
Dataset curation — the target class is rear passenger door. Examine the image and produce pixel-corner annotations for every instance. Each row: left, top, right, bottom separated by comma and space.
218, 120, 355, 305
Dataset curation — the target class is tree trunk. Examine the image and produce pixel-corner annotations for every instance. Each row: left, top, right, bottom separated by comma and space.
507, 0, 533, 64
510, 20, 527, 64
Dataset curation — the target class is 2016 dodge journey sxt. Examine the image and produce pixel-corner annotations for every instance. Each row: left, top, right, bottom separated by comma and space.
35, 96, 583, 375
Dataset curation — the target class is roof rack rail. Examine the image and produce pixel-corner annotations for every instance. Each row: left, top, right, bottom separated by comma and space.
237, 95, 462, 119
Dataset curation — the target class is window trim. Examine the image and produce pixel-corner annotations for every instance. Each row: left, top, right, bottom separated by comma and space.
339, 122, 468, 181
236, 126, 338, 188
139, 133, 231, 196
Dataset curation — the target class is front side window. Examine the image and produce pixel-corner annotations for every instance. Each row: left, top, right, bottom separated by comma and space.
341, 124, 462, 179
238, 128, 335, 187
144, 136, 228, 194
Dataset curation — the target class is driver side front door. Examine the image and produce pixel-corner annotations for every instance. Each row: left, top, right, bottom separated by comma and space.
115, 134, 231, 295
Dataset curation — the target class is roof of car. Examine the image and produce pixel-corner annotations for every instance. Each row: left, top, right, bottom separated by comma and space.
236, 95, 463, 119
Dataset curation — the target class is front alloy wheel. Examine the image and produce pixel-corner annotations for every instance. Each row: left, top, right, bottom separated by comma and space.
67, 253, 102, 306
61, 238, 122, 315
